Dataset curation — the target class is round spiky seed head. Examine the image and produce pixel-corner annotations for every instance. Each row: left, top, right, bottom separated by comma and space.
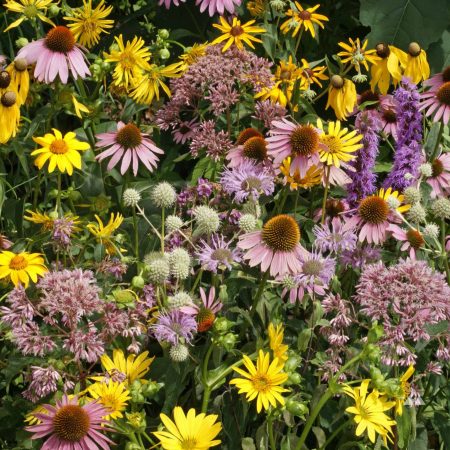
123, 188, 141, 207
407, 203, 427, 223
239, 213, 257, 233
147, 257, 170, 284
193, 205, 220, 234
282, 275, 296, 290
165, 215, 183, 233
423, 223, 439, 240
403, 187, 421, 205
151, 182, 176, 208
169, 248, 191, 280
169, 343, 189, 362
168, 291, 193, 309
270, 0, 286, 11
404, 173, 414, 181
419, 163, 432, 177
431, 197, 450, 219
386, 195, 401, 210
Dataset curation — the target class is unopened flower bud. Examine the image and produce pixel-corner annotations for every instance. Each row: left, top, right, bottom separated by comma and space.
330, 74, 344, 89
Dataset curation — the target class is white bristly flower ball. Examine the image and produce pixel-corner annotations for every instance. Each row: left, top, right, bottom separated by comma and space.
123, 188, 141, 207
147, 257, 170, 284
193, 205, 220, 234
423, 223, 439, 240
239, 214, 257, 233
151, 182, 177, 208
419, 163, 432, 177
387, 195, 401, 210
403, 187, 421, 205
165, 215, 183, 233
169, 247, 191, 279
168, 291, 193, 309
169, 343, 189, 362
431, 197, 450, 220
407, 204, 427, 224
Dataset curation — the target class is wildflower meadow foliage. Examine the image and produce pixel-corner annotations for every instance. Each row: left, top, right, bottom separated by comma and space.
0, 1, 449, 449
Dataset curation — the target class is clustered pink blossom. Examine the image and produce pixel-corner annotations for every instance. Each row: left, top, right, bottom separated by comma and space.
23, 366, 60, 402
189, 120, 233, 160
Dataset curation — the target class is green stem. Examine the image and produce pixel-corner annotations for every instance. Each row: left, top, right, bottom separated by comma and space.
161, 207, 165, 253
294, 28, 304, 56
430, 121, 444, 161
132, 206, 139, 261
33, 171, 42, 210
251, 270, 269, 316
268, 416, 276, 450
320, 419, 351, 450
441, 219, 449, 283
201, 342, 215, 413
56, 172, 62, 216
320, 166, 331, 224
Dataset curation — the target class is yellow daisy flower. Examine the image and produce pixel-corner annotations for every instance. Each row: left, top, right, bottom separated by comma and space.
104, 35, 151, 90
31, 128, 90, 175
64, 0, 113, 48
130, 62, 183, 105
326, 75, 357, 120
280, 158, 322, 190
24, 210, 54, 231
87, 212, 123, 255
211, 16, 266, 53
395, 365, 415, 416
316, 119, 363, 167
254, 81, 291, 106
24, 405, 48, 425
370, 43, 407, 95
6, 58, 29, 106
275, 56, 302, 84
343, 379, 397, 444
178, 42, 208, 71
299, 59, 328, 88
403, 42, 430, 85
71, 95, 90, 118
154, 407, 222, 450
247, 0, 266, 17
93, 349, 154, 385
376, 187, 411, 214
88, 380, 130, 420
230, 350, 289, 413
338, 38, 380, 72
3, 0, 56, 32
0, 250, 48, 288
0, 89, 21, 144
280, 2, 329, 38
268, 323, 289, 364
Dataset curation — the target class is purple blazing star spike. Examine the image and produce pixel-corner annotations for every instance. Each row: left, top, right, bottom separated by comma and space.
196, 233, 242, 273
383, 78, 423, 191
152, 310, 197, 346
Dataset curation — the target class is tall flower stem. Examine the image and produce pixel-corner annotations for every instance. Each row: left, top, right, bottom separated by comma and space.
201, 342, 215, 413
321, 166, 331, 224
319, 419, 352, 450
268, 416, 277, 450
294, 28, 304, 56
161, 207, 165, 253
132, 206, 139, 261
251, 269, 269, 317
441, 219, 450, 283
56, 172, 62, 216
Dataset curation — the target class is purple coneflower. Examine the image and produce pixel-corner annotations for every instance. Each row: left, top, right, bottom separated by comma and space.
17, 26, 90, 84
196, 234, 241, 273
420, 65, 450, 123
26, 395, 113, 450
220, 160, 275, 203
226, 128, 271, 169
152, 310, 197, 346
96, 122, 163, 176
387, 224, 424, 259
159, 0, 186, 7
195, 0, 241, 15
172, 119, 199, 144
426, 153, 450, 198
379, 95, 399, 139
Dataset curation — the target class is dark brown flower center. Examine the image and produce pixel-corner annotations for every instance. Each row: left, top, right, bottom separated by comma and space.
359, 90, 379, 109
53, 405, 90, 442
45, 26, 76, 53
115, 123, 143, 149
325, 199, 345, 218
431, 159, 444, 177
0, 71, 11, 89
230, 26, 244, 37
262, 214, 300, 251
1, 91, 17, 107
9, 255, 28, 270
382, 109, 397, 123
290, 125, 319, 157
330, 75, 344, 89
408, 42, 421, 57
406, 229, 424, 249
358, 196, 389, 224
442, 66, 450, 83
243, 136, 267, 161
197, 307, 215, 332
299, 10, 311, 20
376, 43, 390, 58
436, 82, 450, 106
237, 128, 263, 145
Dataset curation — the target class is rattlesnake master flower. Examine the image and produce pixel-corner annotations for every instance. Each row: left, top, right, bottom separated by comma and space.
64, 0, 113, 49
32, 128, 90, 175
239, 213, 257, 232
404, 42, 430, 84
406, 203, 426, 224
280, 2, 328, 38
25, 395, 113, 450
169, 343, 189, 362
88, 380, 130, 420
211, 16, 266, 52
147, 256, 170, 284
122, 188, 141, 207
370, 43, 406, 94
193, 205, 220, 234
153, 407, 222, 449
168, 291, 193, 309
431, 197, 450, 219
169, 248, 191, 279
343, 380, 396, 444
230, 350, 288, 413
17, 26, 90, 84
96, 122, 164, 176
0, 251, 47, 288
403, 186, 421, 204
326, 76, 357, 120
423, 223, 439, 240
165, 215, 183, 233
151, 182, 177, 208
3, 0, 56, 32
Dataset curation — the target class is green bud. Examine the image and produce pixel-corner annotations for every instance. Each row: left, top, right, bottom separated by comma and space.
218, 284, 228, 302
132, 275, 145, 289
158, 29, 170, 39
130, 380, 145, 404
47, 4, 60, 17
365, 344, 381, 362
221, 333, 237, 351
367, 323, 384, 343
159, 48, 170, 60
112, 289, 135, 304
142, 381, 163, 399
125, 411, 146, 432
48, 211, 59, 220
15, 37, 29, 48
285, 399, 309, 417
284, 355, 301, 373
285, 372, 301, 385
213, 317, 233, 333
125, 443, 143, 450
68, 190, 82, 202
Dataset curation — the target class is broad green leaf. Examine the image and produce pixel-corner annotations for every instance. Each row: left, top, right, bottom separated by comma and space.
241, 437, 257, 450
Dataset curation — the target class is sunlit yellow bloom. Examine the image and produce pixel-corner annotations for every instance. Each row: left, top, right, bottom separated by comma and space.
71, 95, 90, 118
280, 2, 328, 38
178, 42, 208, 71
403, 43, 430, 85
212, 16, 266, 52
395, 365, 415, 416
154, 407, 222, 450
280, 158, 322, 189
0, 88, 20, 144
64, 0, 113, 48
370, 43, 407, 94
93, 349, 154, 385
24, 210, 54, 231
268, 323, 289, 364
376, 187, 411, 215
317, 119, 363, 167
24, 405, 48, 425
88, 380, 130, 420
326, 76, 357, 120
87, 212, 123, 254
104, 35, 151, 90
299, 59, 328, 89
230, 350, 288, 413
130, 62, 183, 105
0, 251, 47, 288
255, 81, 291, 106
247, 0, 265, 17
343, 379, 397, 444
3, 0, 56, 32
31, 128, 90, 175
275, 56, 302, 84
6, 58, 29, 106
338, 38, 380, 72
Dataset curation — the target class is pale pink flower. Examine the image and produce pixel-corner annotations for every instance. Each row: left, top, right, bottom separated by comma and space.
387, 224, 424, 259
196, 0, 241, 16
420, 66, 450, 123
17, 26, 90, 84
96, 122, 164, 176
379, 95, 399, 139
159, 0, 186, 7
426, 153, 450, 198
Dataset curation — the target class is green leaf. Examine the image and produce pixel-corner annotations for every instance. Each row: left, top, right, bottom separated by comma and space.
241, 437, 257, 450
360, 0, 450, 50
